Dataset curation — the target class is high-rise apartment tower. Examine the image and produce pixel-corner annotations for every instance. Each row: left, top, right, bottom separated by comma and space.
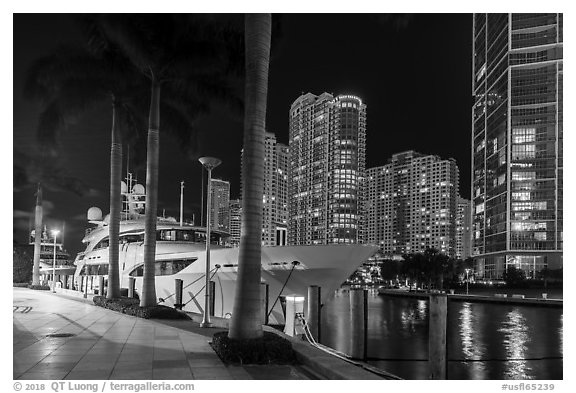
472, 13, 563, 278
288, 93, 367, 245
366, 151, 459, 256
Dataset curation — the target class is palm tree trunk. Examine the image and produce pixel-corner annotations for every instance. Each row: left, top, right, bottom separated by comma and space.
229, 13, 271, 340
140, 79, 161, 307
32, 183, 43, 285
107, 98, 122, 299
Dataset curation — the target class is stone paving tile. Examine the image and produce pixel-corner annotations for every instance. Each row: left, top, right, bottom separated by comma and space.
187, 358, 225, 368
64, 370, 112, 380
113, 360, 154, 371
191, 367, 233, 380
152, 367, 194, 380
19, 371, 70, 380
109, 370, 154, 380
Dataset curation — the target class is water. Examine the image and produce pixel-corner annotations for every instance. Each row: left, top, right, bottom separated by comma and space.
320, 290, 563, 380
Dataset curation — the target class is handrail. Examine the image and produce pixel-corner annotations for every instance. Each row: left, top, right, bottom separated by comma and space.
157, 265, 219, 304
267, 261, 300, 318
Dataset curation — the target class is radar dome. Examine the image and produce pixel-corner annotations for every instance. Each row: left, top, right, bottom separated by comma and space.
87, 207, 103, 221
121, 181, 128, 193
103, 214, 110, 224
132, 184, 145, 195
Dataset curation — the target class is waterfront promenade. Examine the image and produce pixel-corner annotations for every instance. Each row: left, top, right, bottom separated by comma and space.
13, 288, 311, 380
13, 288, 386, 380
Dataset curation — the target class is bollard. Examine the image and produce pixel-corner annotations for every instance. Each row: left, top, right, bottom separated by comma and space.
429, 294, 448, 380
62, 275, 68, 290
98, 276, 105, 296
174, 279, 183, 310
284, 294, 305, 337
209, 281, 216, 316
261, 283, 269, 325
83, 275, 88, 298
307, 285, 322, 342
128, 276, 136, 298
350, 288, 368, 360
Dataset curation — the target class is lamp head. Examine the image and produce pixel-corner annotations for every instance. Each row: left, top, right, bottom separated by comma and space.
198, 157, 222, 170
51, 230, 60, 237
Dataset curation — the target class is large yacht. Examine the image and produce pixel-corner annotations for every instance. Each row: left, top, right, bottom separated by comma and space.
73, 177, 378, 324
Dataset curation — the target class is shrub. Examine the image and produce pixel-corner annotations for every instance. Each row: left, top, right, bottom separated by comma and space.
28, 284, 51, 290
211, 331, 298, 365
92, 296, 189, 320
13, 282, 30, 287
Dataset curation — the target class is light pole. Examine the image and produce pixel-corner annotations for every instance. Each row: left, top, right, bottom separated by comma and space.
198, 157, 221, 328
465, 268, 471, 295
52, 230, 59, 293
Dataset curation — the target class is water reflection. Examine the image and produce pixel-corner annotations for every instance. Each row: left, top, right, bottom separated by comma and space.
498, 308, 532, 379
321, 292, 562, 380
399, 299, 427, 335
459, 302, 487, 378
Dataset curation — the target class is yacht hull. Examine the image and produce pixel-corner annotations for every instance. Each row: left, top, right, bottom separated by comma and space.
122, 244, 378, 324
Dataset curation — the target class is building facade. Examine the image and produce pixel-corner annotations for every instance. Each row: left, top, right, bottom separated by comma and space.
288, 93, 367, 245
456, 196, 473, 260
262, 133, 289, 246
209, 179, 230, 232
228, 199, 241, 247
472, 13, 563, 279
366, 151, 459, 257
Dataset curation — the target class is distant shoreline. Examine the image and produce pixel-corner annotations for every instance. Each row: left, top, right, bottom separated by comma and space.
377, 288, 563, 308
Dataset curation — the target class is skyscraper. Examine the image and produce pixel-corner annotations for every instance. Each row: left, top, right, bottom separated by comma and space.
366, 151, 459, 257
209, 179, 230, 232
228, 199, 241, 247
288, 93, 366, 245
472, 14, 563, 279
262, 132, 289, 246
456, 196, 473, 260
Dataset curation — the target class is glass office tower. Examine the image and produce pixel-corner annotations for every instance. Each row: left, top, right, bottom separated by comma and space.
472, 14, 563, 279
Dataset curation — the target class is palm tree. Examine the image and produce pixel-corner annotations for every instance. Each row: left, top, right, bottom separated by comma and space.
96, 14, 242, 307
228, 14, 272, 340
24, 19, 219, 299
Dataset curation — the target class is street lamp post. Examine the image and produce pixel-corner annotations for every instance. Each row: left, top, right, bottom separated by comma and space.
198, 157, 221, 328
52, 230, 59, 293
465, 268, 471, 295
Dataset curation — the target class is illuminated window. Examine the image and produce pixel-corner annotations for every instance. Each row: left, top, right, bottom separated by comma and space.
512, 171, 536, 181
512, 128, 536, 143
512, 192, 531, 201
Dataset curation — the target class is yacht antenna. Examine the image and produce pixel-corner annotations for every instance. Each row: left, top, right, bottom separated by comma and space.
180, 181, 185, 226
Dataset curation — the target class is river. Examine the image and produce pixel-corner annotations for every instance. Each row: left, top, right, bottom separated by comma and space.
320, 289, 563, 380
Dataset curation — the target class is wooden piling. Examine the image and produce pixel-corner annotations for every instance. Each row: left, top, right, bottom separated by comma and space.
209, 280, 216, 316
429, 293, 447, 380
350, 288, 368, 360
307, 285, 321, 342
128, 276, 135, 298
261, 283, 269, 325
174, 279, 183, 310
98, 276, 105, 296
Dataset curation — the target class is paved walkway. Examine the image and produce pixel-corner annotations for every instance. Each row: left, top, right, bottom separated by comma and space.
13, 288, 311, 380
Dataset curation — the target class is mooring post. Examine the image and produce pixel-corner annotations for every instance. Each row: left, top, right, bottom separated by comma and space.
261, 282, 269, 325
350, 288, 368, 360
307, 285, 321, 342
128, 276, 135, 298
62, 275, 68, 290
174, 279, 183, 310
209, 280, 216, 316
98, 276, 105, 296
429, 293, 448, 380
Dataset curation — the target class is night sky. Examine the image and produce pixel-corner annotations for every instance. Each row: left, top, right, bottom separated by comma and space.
13, 14, 473, 255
